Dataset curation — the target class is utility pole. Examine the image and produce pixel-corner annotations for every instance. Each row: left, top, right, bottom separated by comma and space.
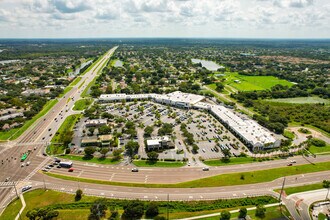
279, 177, 286, 215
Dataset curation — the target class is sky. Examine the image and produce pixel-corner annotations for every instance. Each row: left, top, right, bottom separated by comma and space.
0, 0, 329, 38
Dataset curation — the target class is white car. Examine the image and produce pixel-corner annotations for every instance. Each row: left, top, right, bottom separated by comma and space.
26, 161, 31, 166
21, 163, 25, 167
22, 185, 32, 192
290, 160, 296, 163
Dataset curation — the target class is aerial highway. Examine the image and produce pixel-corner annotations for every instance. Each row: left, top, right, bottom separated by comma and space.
0, 46, 117, 214
0, 46, 329, 220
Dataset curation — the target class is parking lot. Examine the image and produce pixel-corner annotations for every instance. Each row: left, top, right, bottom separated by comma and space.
101, 101, 244, 161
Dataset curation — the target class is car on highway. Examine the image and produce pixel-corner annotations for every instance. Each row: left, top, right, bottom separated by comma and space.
290, 160, 296, 163
22, 185, 32, 192
202, 167, 209, 171
131, 168, 139, 172
56, 165, 61, 168
26, 161, 31, 166
287, 163, 293, 166
68, 168, 74, 172
21, 163, 25, 167
41, 168, 48, 172
42, 152, 47, 156
5, 177, 10, 182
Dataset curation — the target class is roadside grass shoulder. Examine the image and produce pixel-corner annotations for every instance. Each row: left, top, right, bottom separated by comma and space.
275, 182, 324, 195
73, 98, 93, 111
133, 160, 186, 167
2, 189, 277, 220
0, 99, 58, 141
48, 114, 81, 155
309, 144, 330, 154
283, 130, 295, 139
59, 154, 121, 165
45, 161, 330, 188
1, 197, 22, 220
203, 157, 256, 166
69, 76, 82, 87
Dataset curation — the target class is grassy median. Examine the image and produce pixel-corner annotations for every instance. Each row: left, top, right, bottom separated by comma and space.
133, 160, 186, 167
73, 98, 93, 111
45, 161, 330, 188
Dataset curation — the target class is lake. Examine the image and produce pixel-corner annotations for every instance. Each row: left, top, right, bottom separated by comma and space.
114, 60, 123, 67
191, 59, 224, 71
0, 60, 20, 65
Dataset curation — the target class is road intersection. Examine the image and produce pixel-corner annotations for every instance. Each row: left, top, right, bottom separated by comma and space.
0, 47, 329, 220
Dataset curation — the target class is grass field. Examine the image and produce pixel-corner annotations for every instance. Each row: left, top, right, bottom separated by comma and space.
69, 76, 82, 87
277, 182, 324, 195
45, 161, 330, 188
133, 160, 186, 167
222, 72, 293, 91
283, 130, 295, 139
203, 157, 256, 166
1, 197, 22, 220
73, 98, 93, 111
48, 114, 81, 154
266, 97, 330, 104
59, 155, 121, 165
2, 189, 278, 220
309, 144, 330, 154
0, 99, 58, 141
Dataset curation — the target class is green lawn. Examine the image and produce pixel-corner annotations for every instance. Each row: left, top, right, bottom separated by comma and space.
59, 155, 121, 165
223, 72, 293, 91
203, 157, 256, 166
133, 160, 186, 167
309, 144, 330, 154
199, 205, 288, 220
69, 76, 82, 87
266, 97, 330, 104
278, 182, 324, 195
59, 86, 73, 98
2, 189, 277, 220
81, 76, 97, 97
283, 130, 295, 139
45, 161, 330, 188
48, 114, 81, 155
0, 99, 58, 141
1, 197, 22, 220
73, 98, 93, 111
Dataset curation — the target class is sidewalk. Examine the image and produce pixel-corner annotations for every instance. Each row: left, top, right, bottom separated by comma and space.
15, 194, 26, 220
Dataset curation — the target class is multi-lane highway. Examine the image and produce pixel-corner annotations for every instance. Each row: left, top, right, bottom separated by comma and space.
0, 47, 117, 213
0, 46, 329, 220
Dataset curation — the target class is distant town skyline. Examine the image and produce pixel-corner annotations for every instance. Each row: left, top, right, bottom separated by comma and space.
0, 0, 329, 39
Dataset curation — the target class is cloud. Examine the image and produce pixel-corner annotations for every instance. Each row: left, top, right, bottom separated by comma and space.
52, 0, 91, 14
274, 0, 314, 8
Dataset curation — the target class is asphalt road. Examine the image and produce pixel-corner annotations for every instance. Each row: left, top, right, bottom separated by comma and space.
0, 46, 329, 219
0, 47, 117, 213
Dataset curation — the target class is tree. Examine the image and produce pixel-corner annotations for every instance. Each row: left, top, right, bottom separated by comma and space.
100, 148, 109, 158
122, 200, 144, 220
158, 123, 174, 136
88, 127, 95, 136
144, 126, 154, 137
147, 151, 159, 161
125, 141, 139, 158
89, 199, 108, 220
238, 207, 247, 219
220, 210, 231, 220
112, 149, 123, 161
109, 206, 119, 220
75, 189, 83, 201
98, 125, 111, 135
26, 209, 38, 220
84, 147, 96, 158
216, 82, 224, 92
146, 202, 159, 218
255, 205, 266, 218
323, 180, 330, 188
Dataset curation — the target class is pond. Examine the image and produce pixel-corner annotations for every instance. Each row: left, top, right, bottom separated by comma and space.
0, 60, 20, 65
114, 60, 123, 67
191, 58, 224, 71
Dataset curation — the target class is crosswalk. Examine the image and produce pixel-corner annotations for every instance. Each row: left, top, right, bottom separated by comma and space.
0, 182, 15, 188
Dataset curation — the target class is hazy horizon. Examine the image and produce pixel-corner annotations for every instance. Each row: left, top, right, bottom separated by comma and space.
0, 0, 329, 39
